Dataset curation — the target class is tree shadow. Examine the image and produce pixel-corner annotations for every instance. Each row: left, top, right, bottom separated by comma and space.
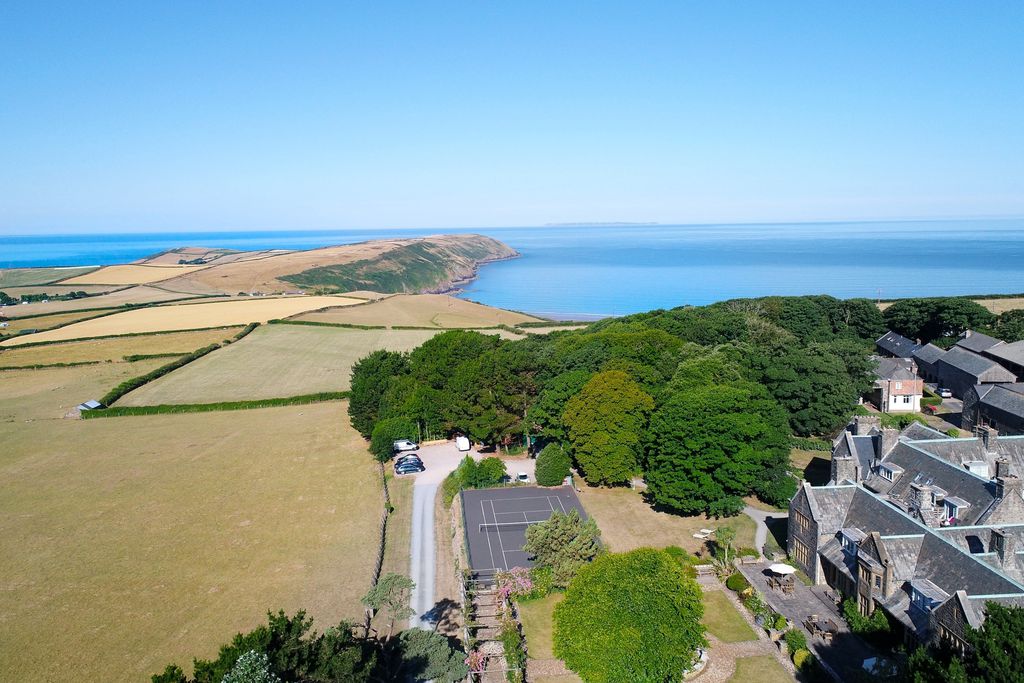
420, 597, 461, 634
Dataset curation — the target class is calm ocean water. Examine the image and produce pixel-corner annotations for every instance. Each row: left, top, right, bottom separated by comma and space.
3, 220, 1024, 317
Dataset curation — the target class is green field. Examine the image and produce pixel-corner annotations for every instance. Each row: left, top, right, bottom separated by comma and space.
117, 324, 439, 405
701, 590, 757, 643
727, 656, 793, 683
0, 266, 99, 287
0, 373, 382, 682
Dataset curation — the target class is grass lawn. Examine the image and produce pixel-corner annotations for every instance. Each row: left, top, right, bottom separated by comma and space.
117, 324, 440, 405
791, 448, 831, 486
727, 655, 793, 683
0, 326, 242, 366
579, 484, 756, 554
518, 593, 564, 660
0, 384, 383, 682
701, 591, 757, 643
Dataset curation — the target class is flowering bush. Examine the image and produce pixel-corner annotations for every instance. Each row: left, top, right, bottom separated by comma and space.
465, 649, 486, 673
496, 567, 534, 600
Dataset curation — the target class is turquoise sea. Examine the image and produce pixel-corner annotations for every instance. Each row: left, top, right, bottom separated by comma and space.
3, 220, 1024, 318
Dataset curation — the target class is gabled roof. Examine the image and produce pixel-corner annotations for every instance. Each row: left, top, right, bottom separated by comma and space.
913, 343, 946, 365
877, 330, 920, 358
977, 384, 1024, 420
956, 331, 1004, 354
985, 340, 1024, 370
874, 357, 918, 381
801, 483, 857, 535
938, 346, 1014, 380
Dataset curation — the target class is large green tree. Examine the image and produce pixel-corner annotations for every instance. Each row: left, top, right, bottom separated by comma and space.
348, 350, 410, 437
553, 549, 706, 683
884, 297, 995, 342
562, 371, 654, 486
645, 381, 792, 516
535, 443, 572, 486
523, 509, 601, 587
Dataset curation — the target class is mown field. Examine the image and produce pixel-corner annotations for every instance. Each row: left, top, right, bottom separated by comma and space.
117, 324, 439, 405
0, 373, 382, 683
0, 295, 360, 346
60, 263, 212, 285
0, 326, 242, 367
0, 266, 99, 286
292, 293, 542, 328
0, 309, 115, 336
1, 285, 203, 318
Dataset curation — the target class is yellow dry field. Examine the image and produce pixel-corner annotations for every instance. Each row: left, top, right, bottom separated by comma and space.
0, 284, 116, 297
0, 266, 99, 286
0, 309, 116, 336
0, 295, 360, 346
580, 484, 756, 553
0, 327, 242, 367
0, 371, 382, 683
293, 293, 543, 328
1, 285, 203, 318
118, 324, 439, 405
60, 264, 212, 285
877, 297, 1024, 314
522, 325, 590, 335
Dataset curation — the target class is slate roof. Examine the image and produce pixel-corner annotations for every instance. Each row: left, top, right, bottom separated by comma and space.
956, 331, 1004, 354
978, 384, 1024, 419
912, 435, 1024, 479
900, 422, 952, 441
938, 346, 1012, 380
913, 343, 946, 365
877, 330, 920, 358
879, 534, 926, 579
840, 487, 922, 536
803, 484, 857, 534
985, 341, 1024, 371
874, 357, 918, 381
914, 533, 1023, 596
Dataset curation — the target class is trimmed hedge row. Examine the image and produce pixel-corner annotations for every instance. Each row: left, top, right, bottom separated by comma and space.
81, 391, 350, 418
4, 324, 247, 350
268, 318, 383, 330
0, 360, 105, 371
99, 344, 221, 406
789, 436, 831, 451
231, 321, 260, 341
122, 352, 189, 362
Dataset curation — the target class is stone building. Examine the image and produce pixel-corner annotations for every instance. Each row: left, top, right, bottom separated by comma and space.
962, 383, 1024, 435
876, 330, 920, 358
872, 357, 923, 413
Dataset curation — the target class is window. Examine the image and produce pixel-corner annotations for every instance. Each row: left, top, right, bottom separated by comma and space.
895, 381, 902, 390
795, 510, 810, 533
881, 467, 894, 482
793, 539, 810, 567
902, 396, 912, 404
946, 501, 959, 522
874, 576, 881, 589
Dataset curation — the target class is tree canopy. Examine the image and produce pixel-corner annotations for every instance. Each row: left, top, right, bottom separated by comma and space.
523, 509, 601, 588
553, 549, 706, 683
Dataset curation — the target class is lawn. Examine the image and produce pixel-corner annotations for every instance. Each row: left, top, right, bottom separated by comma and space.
0, 391, 383, 683
518, 593, 564, 660
727, 655, 794, 683
0, 326, 242, 367
0, 295, 360, 346
0, 265, 99, 286
791, 448, 831, 486
292, 293, 543, 328
579, 484, 756, 554
701, 590, 757, 643
117, 324, 440, 405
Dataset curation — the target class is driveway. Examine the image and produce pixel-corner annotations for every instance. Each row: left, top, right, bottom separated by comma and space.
403, 442, 477, 629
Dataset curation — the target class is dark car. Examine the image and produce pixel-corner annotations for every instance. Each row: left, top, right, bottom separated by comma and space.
394, 461, 425, 475
395, 454, 422, 466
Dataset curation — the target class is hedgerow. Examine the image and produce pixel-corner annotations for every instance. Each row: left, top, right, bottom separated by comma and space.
81, 391, 350, 419
99, 344, 221, 406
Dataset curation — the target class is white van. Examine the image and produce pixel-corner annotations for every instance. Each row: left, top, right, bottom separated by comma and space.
455, 436, 471, 452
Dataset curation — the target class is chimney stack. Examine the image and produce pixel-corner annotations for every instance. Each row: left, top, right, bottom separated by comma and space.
991, 528, 1017, 567
911, 482, 933, 514
978, 426, 999, 450
995, 475, 1022, 500
880, 428, 900, 458
996, 457, 1011, 479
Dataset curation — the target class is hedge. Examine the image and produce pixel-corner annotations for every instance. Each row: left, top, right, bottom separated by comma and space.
783, 628, 807, 654
725, 573, 750, 592
789, 436, 831, 451
4, 324, 246, 350
81, 391, 350, 418
122, 353, 189, 362
793, 649, 812, 669
231, 321, 260, 341
99, 344, 221, 406
0, 360, 104, 371
268, 318, 383, 330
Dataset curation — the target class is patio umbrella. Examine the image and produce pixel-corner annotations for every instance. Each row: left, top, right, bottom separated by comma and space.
769, 563, 797, 575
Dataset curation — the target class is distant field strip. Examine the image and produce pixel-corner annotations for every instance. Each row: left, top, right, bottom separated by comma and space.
59, 264, 212, 285
118, 324, 439, 405
293, 293, 543, 328
0, 295, 360, 346
1, 285, 205, 318
0, 266, 99, 287
0, 327, 243, 367
0, 309, 117, 336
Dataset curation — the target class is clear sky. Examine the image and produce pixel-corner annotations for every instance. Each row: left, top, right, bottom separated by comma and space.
2, 1, 1022, 233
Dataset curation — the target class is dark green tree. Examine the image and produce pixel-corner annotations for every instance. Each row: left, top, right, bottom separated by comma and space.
394, 629, 469, 682
369, 417, 417, 461
562, 370, 654, 486
966, 601, 1024, 682
348, 350, 410, 437
527, 370, 593, 441
535, 443, 572, 486
553, 549, 706, 682
361, 573, 415, 641
523, 509, 601, 587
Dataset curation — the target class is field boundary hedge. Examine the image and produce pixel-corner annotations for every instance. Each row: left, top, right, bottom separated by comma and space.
1, 324, 247, 349
0, 359, 105, 371
81, 391, 350, 418
100, 344, 222, 405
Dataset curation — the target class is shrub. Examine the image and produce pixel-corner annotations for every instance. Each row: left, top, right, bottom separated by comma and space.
499, 619, 525, 682
773, 613, 788, 630
792, 648, 811, 669
789, 436, 831, 451
736, 547, 760, 558
553, 549, 706, 682
526, 565, 555, 599
535, 443, 571, 486
783, 628, 807, 654
523, 510, 601, 588
947, 428, 960, 438
370, 417, 417, 461
725, 573, 750, 592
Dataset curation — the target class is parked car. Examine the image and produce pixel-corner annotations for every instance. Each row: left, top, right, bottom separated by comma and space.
516, 472, 530, 483
455, 435, 471, 452
938, 388, 953, 398
395, 454, 422, 466
394, 461, 425, 475
393, 439, 419, 452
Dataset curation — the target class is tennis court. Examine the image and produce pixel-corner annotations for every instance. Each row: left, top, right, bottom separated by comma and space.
461, 486, 587, 580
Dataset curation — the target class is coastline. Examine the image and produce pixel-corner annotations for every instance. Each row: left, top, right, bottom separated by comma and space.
426, 251, 521, 296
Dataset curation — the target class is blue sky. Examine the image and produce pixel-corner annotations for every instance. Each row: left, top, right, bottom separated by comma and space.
1, 2, 1022, 233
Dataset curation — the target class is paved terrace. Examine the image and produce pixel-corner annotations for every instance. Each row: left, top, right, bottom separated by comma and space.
737, 561, 882, 682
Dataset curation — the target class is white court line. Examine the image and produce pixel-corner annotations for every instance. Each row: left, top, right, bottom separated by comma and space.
551, 495, 568, 514
490, 500, 509, 570
480, 499, 498, 574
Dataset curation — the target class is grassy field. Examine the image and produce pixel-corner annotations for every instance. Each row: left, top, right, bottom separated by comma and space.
117, 324, 439, 405
0, 266, 99, 286
293, 293, 542, 328
702, 591, 757, 643
579, 484, 756, 553
791, 448, 831, 486
60, 263, 212, 285
877, 296, 1024, 315
519, 593, 565, 660
0, 327, 242, 367
1, 285, 204, 318
1, 309, 116, 336
727, 656, 793, 683
0, 295, 360, 346
0, 284, 116, 296
0, 387, 383, 683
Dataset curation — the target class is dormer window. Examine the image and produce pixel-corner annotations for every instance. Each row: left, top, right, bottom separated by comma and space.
881, 467, 893, 481
944, 497, 971, 525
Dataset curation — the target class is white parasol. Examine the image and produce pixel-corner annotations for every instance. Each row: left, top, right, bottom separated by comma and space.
768, 563, 797, 575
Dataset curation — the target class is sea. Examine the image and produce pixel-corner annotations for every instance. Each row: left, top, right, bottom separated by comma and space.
3, 219, 1024, 318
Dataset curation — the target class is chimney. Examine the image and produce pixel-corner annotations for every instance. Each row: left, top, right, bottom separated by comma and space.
964, 330, 973, 338
911, 482, 933, 514
854, 415, 881, 436
978, 426, 999, 450
880, 428, 900, 458
995, 475, 1022, 500
831, 455, 859, 485
991, 528, 1017, 567
996, 457, 1011, 479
